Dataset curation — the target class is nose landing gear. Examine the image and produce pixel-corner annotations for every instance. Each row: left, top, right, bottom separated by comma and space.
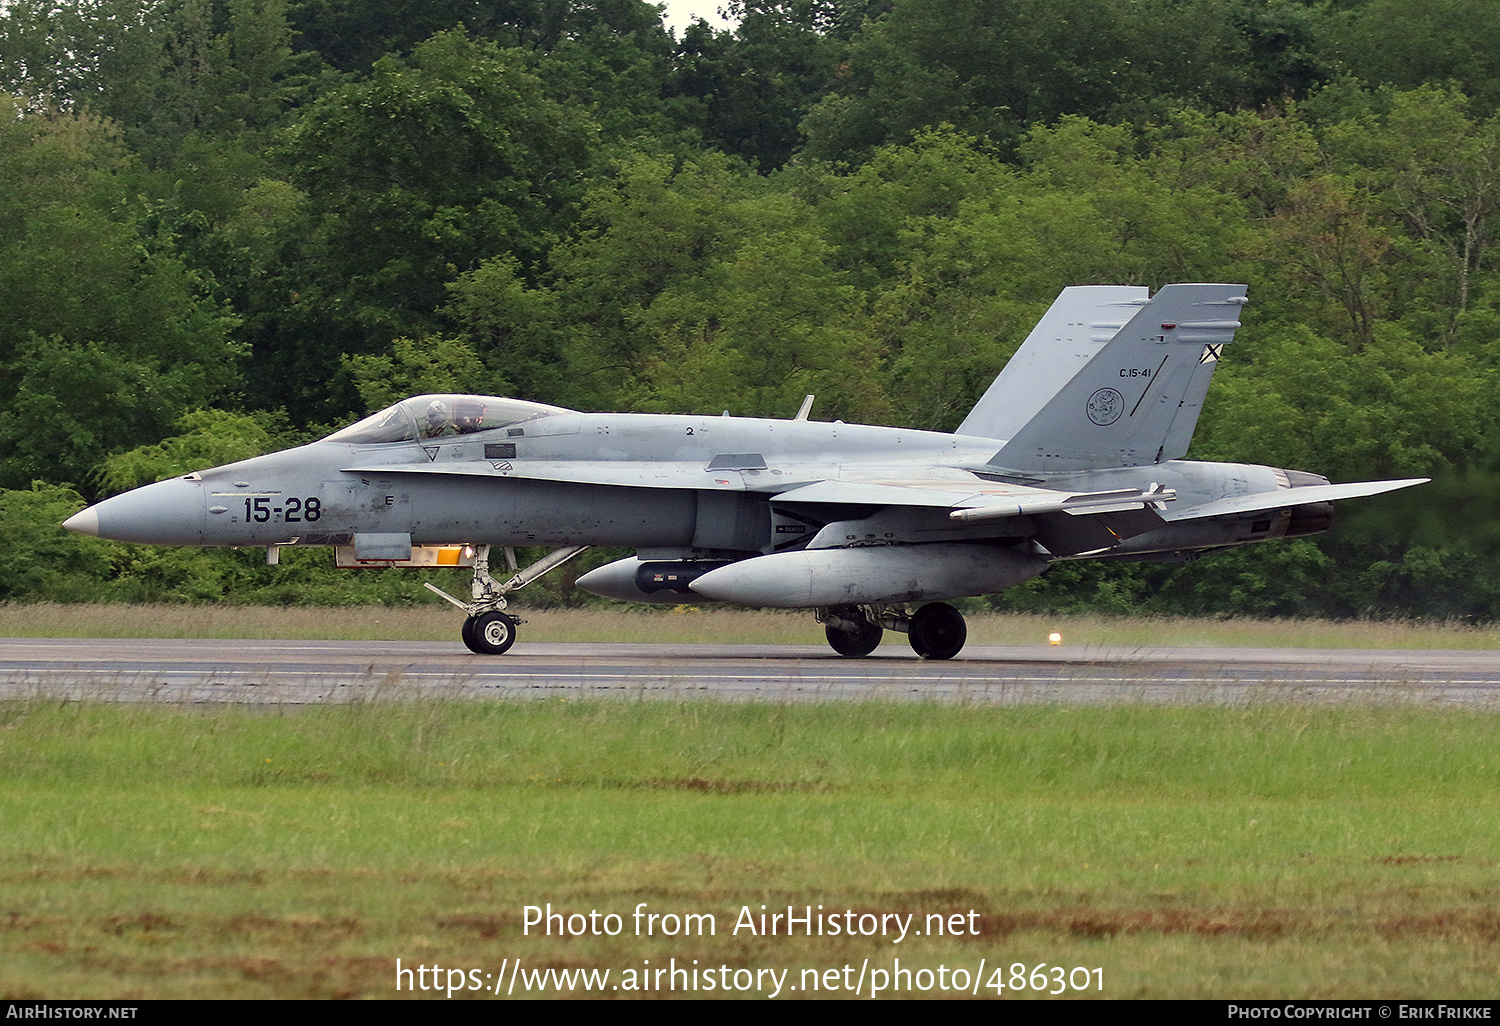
427, 544, 590, 654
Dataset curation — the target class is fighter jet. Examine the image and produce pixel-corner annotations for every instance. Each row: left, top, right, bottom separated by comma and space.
63, 283, 1426, 658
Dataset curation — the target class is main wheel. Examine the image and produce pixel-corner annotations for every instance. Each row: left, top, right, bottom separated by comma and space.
908, 602, 966, 660
824, 614, 882, 657
466, 610, 517, 655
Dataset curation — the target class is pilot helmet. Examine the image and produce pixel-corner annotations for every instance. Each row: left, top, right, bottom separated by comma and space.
425, 400, 451, 427
456, 401, 485, 432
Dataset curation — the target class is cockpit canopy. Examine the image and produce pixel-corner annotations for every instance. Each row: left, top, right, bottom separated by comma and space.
325, 394, 574, 444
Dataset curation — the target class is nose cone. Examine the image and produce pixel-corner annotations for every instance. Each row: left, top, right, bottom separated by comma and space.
62, 507, 100, 536
63, 477, 208, 544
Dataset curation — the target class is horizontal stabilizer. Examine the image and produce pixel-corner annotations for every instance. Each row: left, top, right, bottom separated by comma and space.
1167, 478, 1429, 522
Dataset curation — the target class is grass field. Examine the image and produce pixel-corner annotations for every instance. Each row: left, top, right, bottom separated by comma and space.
4, 601, 1500, 649
2, 697, 1498, 999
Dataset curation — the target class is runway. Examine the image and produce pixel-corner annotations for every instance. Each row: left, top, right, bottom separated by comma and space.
3, 637, 1500, 706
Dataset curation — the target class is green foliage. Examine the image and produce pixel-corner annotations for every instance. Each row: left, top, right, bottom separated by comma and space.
290, 0, 669, 73
0, 0, 315, 169
96, 410, 278, 493
1158, 541, 1338, 619
1329, 0, 1500, 113
444, 255, 569, 402
665, 1, 846, 169
281, 27, 596, 308
624, 194, 888, 421
0, 99, 243, 489
799, 0, 1339, 165
236, 27, 597, 418
0, 483, 119, 602
113, 545, 476, 606
344, 337, 489, 414
1196, 323, 1499, 480
1319, 87, 1500, 340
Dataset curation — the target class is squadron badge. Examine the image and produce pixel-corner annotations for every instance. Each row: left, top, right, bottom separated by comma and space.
1086, 387, 1125, 426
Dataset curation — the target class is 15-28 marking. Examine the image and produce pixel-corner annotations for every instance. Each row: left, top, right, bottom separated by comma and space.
244, 496, 322, 523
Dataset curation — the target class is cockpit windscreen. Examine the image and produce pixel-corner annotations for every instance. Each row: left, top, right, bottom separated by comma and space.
325, 394, 573, 444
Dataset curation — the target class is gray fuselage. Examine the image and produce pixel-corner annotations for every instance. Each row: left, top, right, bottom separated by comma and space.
80, 408, 1308, 562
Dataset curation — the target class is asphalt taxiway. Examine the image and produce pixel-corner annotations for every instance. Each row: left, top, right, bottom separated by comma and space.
2, 637, 1499, 706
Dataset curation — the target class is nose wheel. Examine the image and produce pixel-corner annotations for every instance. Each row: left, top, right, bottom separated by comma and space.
463, 611, 517, 655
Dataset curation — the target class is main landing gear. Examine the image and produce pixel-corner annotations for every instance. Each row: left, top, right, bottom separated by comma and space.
426, 544, 590, 655
822, 608, 883, 657
818, 602, 968, 660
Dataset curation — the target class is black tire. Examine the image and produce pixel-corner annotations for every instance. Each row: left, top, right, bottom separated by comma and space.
825, 615, 882, 657
908, 602, 966, 660
461, 616, 480, 653
467, 611, 517, 655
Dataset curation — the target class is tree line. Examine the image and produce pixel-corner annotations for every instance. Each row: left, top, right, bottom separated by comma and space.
2, 0, 1499, 618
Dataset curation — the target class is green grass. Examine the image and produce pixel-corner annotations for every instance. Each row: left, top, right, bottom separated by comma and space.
2, 698, 1499, 998
4, 601, 1500, 648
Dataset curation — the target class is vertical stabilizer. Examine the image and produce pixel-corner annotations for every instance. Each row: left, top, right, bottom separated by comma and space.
990, 283, 1247, 471
957, 285, 1149, 441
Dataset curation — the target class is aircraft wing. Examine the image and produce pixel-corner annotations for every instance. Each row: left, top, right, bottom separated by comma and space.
1165, 478, 1429, 521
